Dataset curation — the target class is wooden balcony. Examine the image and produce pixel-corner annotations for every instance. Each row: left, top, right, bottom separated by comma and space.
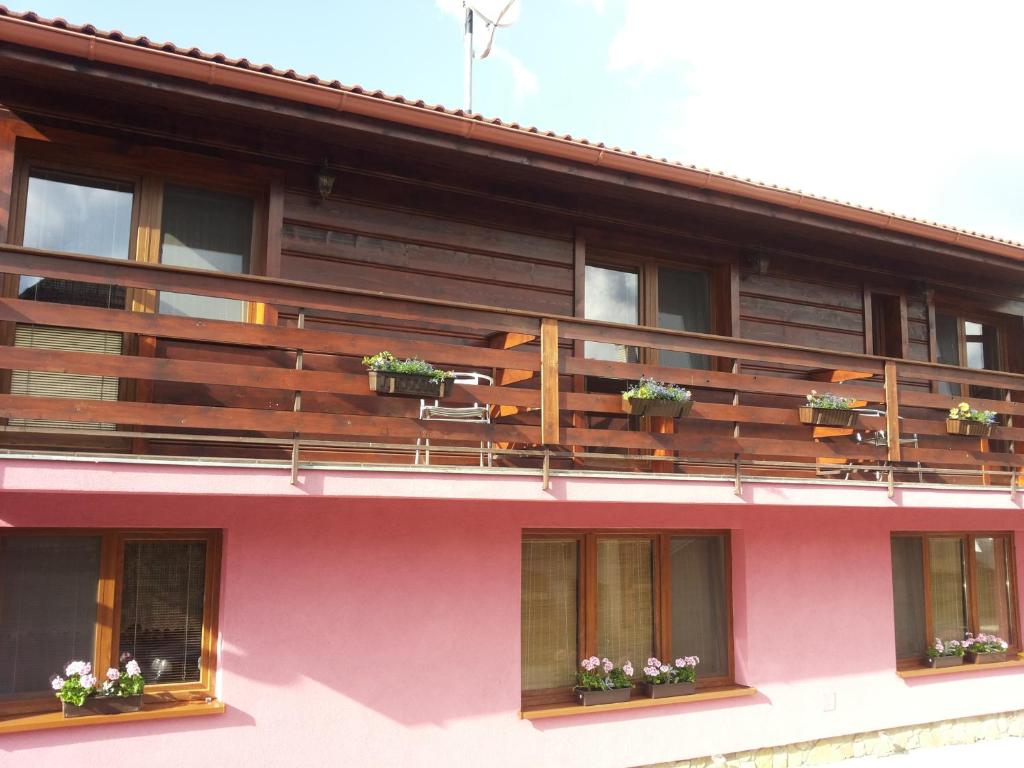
1, 244, 1021, 490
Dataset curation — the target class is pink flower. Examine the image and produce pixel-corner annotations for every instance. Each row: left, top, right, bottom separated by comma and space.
643, 666, 658, 676
50, 676, 64, 691
602, 659, 614, 674
623, 662, 634, 677
659, 664, 671, 673
647, 657, 660, 667
79, 674, 97, 690
674, 658, 686, 667
106, 667, 120, 681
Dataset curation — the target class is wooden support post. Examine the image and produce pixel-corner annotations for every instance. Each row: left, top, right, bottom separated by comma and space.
540, 318, 560, 445
884, 360, 901, 462
290, 308, 305, 485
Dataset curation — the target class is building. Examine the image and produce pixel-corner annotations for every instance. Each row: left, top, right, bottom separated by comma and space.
0, 7, 1022, 767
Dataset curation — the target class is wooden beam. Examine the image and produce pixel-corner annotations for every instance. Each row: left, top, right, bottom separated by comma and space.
540, 317, 560, 444
884, 359, 902, 462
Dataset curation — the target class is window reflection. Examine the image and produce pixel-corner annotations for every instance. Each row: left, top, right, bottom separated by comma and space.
584, 264, 639, 363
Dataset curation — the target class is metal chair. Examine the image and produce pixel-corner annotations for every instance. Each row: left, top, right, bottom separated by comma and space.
415, 371, 494, 467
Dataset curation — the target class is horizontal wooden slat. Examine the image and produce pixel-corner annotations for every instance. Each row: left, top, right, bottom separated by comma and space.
0, 299, 540, 371
0, 245, 540, 335
901, 447, 1024, 469
0, 394, 541, 443
895, 361, 1024, 392
900, 390, 1024, 417
558, 320, 885, 374
563, 357, 885, 401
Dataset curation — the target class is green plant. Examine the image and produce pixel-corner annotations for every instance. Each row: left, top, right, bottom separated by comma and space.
362, 351, 454, 384
576, 656, 633, 691
926, 638, 965, 658
805, 390, 855, 409
964, 633, 1008, 653
622, 376, 691, 402
947, 402, 997, 425
642, 656, 699, 684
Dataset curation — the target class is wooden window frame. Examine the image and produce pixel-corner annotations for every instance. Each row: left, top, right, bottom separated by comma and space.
892, 531, 1020, 668
521, 529, 734, 709
864, 285, 909, 358
3, 140, 273, 323
0, 528, 222, 718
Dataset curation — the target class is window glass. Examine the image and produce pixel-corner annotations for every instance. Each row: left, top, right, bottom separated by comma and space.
596, 538, 653, 666
20, 170, 133, 309
119, 539, 208, 684
658, 267, 711, 370
158, 184, 253, 322
521, 540, 578, 692
0, 536, 101, 696
584, 264, 640, 363
890, 536, 926, 659
670, 536, 728, 676
975, 536, 1014, 642
929, 537, 968, 642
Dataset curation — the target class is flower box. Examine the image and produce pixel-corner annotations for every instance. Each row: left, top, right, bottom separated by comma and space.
641, 681, 696, 698
925, 655, 964, 669
622, 397, 694, 418
945, 419, 993, 437
799, 406, 857, 428
368, 370, 450, 399
62, 694, 142, 718
574, 687, 631, 706
964, 651, 1007, 664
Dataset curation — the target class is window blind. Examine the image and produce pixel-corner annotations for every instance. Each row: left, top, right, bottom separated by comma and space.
521, 540, 578, 691
9, 324, 122, 431
119, 540, 208, 684
596, 538, 654, 666
0, 536, 101, 695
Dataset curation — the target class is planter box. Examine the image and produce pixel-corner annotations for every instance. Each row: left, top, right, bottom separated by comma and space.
622, 397, 694, 418
799, 406, 858, 428
965, 650, 1007, 664
945, 419, 993, 437
367, 370, 450, 399
574, 687, 631, 706
641, 681, 696, 698
925, 655, 964, 669
62, 694, 143, 718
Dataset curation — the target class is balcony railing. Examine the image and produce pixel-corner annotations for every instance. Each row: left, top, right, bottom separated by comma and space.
0, 243, 1021, 490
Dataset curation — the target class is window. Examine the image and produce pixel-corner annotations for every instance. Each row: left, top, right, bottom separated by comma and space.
868, 291, 906, 358
521, 531, 731, 706
0, 530, 220, 717
935, 312, 1002, 399
890, 533, 1018, 664
584, 261, 714, 370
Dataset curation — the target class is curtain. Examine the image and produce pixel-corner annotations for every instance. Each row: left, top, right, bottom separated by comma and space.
890, 536, 926, 659
975, 537, 1013, 641
596, 539, 653, 667
521, 540, 578, 691
929, 537, 967, 642
670, 535, 728, 676
658, 267, 711, 370
119, 540, 207, 684
0, 536, 101, 695
158, 183, 253, 322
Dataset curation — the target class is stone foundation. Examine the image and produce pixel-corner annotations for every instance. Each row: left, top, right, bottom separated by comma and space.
649, 709, 1024, 767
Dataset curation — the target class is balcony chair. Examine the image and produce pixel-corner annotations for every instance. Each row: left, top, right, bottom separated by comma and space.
415, 372, 494, 467
816, 408, 923, 482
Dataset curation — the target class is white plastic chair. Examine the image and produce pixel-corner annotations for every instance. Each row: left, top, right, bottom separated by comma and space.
415, 372, 494, 466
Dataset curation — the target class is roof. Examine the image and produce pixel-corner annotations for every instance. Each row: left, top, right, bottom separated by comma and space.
1, 5, 1022, 262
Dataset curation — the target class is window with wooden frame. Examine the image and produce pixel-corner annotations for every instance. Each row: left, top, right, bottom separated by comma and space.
521, 531, 732, 708
890, 532, 1018, 666
583, 255, 722, 371
933, 308, 1008, 399
0, 529, 221, 717
865, 288, 908, 358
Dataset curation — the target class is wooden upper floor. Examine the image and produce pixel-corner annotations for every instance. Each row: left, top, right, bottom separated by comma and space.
1, 17, 1024, 489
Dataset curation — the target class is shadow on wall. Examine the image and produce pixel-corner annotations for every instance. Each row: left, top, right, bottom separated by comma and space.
0, 707, 256, 752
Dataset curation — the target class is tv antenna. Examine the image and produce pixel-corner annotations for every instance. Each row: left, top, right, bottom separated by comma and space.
463, 0, 521, 112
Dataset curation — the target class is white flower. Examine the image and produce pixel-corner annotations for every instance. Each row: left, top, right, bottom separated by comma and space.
659, 665, 671, 673
50, 677, 64, 691
125, 660, 142, 677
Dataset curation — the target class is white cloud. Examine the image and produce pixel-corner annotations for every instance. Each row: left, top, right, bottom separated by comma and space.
607, 0, 1024, 240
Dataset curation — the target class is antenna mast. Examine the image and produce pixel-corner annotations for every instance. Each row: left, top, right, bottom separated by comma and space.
461, 1, 520, 113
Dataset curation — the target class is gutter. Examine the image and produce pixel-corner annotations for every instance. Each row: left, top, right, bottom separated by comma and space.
1, 14, 1022, 265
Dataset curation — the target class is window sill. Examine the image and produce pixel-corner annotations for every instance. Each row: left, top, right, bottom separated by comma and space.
0, 699, 226, 735
897, 655, 1024, 679
520, 685, 757, 720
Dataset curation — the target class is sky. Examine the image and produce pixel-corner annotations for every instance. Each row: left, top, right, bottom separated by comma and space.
17, 0, 1024, 243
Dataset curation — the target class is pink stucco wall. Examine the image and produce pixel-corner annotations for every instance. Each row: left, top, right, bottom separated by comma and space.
2, 462, 1023, 767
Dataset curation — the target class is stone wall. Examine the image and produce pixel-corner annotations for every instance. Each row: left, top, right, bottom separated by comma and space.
651, 709, 1024, 768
